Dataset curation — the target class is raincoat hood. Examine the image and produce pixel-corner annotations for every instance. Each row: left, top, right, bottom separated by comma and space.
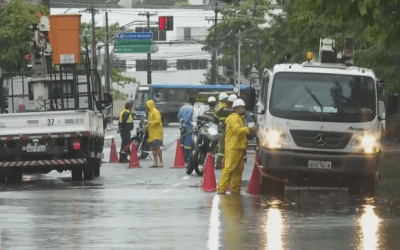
147, 100, 155, 111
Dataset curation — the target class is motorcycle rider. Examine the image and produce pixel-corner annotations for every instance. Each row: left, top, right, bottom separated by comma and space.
198, 96, 217, 122
177, 96, 196, 163
118, 102, 134, 163
213, 94, 237, 169
217, 99, 257, 194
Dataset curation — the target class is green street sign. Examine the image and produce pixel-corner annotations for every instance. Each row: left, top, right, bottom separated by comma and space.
115, 38, 153, 54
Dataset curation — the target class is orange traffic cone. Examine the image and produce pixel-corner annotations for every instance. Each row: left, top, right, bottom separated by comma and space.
18, 94, 26, 112
174, 140, 186, 169
246, 159, 261, 194
109, 138, 119, 163
203, 153, 217, 192
129, 142, 140, 168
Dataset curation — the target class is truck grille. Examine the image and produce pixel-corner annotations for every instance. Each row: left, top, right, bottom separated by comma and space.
290, 130, 353, 149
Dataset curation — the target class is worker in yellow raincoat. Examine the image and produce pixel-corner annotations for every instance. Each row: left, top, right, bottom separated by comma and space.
146, 100, 164, 168
217, 99, 257, 194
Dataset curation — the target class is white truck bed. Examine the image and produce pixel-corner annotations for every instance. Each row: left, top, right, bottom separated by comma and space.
0, 110, 104, 138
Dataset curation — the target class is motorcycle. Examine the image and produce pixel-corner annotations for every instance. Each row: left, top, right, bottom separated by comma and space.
131, 117, 150, 160
186, 117, 220, 176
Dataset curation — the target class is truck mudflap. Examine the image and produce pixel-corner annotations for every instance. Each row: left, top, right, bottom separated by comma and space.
0, 158, 87, 167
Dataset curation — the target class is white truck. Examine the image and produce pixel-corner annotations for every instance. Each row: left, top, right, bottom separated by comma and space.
255, 39, 385, 195
0, 68, 112, 183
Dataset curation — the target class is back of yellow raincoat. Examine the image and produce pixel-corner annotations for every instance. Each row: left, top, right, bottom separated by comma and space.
225, 112, 250, 151
146, 100, 163, 142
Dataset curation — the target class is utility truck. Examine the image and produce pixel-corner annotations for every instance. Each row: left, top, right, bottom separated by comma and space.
0, 14, 112, 183
255, 39, 385, 195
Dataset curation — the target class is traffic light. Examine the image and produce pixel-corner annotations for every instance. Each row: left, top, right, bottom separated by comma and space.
159, 16, 173, 31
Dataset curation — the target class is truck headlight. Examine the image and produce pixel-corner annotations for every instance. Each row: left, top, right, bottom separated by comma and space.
352, 134, 379, 154
260, 129, 290, 149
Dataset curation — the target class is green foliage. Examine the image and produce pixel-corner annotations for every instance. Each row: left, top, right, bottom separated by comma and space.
203, 0, 270, 80
60, 0, 119, 4
112, 89, 128, 100
111, 67, 136, 87
207, 0, 400, 89
0, 0, 49, 72
140, 0, 183, 6
175, 0, 190, 6
81, 22, 136, 88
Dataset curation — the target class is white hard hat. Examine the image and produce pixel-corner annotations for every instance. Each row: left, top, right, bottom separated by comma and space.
207, 96, 217, 103
228, 94, 237, 102
232, 99, 246, 108
218, 92, 229, 101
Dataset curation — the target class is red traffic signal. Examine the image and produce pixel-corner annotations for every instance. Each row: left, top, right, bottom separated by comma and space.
159, 16, 173, 31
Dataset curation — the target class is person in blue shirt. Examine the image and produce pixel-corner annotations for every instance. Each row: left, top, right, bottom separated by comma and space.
177, 96, 196, 163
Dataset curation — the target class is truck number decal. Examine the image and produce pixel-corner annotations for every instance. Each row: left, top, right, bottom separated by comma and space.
47, 119, 54, 126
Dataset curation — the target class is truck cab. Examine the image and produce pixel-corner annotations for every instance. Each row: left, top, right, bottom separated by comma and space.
256, 39, 381, 195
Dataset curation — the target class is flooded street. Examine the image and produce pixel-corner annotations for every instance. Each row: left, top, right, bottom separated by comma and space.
1, 125, 400, 249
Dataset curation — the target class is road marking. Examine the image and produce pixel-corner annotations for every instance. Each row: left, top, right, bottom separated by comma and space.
173, 183, 182, 187
162, 189, 172, 193
182, 176, 190, 180
207, 195, 220, 250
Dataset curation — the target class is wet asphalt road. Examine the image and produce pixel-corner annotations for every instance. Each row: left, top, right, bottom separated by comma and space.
1, 122, 400, 249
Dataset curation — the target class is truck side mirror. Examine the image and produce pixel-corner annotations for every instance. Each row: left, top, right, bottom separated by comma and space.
377, 79, 385, 94
252, 103, 265, 115
96, 93, 113, 111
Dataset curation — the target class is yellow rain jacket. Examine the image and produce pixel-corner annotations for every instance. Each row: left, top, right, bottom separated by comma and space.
146, 100, 163, 142
217, 112, 250, 194
225, 113, 250, 151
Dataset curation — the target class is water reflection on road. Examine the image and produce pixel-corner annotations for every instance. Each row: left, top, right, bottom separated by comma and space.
209, 189, 399, 250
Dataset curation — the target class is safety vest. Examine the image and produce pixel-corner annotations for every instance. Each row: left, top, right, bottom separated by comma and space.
119, 109, 134, 124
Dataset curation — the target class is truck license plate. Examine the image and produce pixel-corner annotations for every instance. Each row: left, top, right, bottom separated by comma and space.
308, 160, 332, 169
27, 145, 46, 153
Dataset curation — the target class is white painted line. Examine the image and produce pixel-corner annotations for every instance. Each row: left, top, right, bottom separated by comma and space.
162, 189, 172, 193
207, 195, 220, 250
173, 183, 182, 187
182, 176, 190, 180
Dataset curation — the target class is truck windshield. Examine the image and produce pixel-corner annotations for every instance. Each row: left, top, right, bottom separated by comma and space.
134, 88, 150, 111
269, 72, 376, 123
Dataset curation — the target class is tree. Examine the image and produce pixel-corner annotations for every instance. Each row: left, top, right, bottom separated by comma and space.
80, 22, 137, 99
112, 89, 128, 100
0, 0, 49, 72
265, 0, 400, 89
203, 0, 269, 82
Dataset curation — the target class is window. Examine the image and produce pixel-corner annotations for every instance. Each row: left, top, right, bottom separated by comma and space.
136, 60, 167, 71
177, 60, 208, 70
135, 27, 166, 41
177, 27, 208, 41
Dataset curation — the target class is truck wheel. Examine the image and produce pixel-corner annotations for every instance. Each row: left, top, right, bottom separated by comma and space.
260, 175, 285, 196
71, 169, 82, 181
93, 159, 101, 177
83, 167, 94, 181
7, 169, 22, 184
90, 158, 101, 177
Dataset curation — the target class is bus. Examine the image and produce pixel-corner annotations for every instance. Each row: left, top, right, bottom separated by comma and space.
134, 84, 256, 126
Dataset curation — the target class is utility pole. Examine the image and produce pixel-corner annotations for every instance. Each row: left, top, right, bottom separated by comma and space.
105, 11, 110, 93
139, 12, 157, 85
238, 29, 241, 96
81, 6, 99, 70
211, 2, 219, 85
